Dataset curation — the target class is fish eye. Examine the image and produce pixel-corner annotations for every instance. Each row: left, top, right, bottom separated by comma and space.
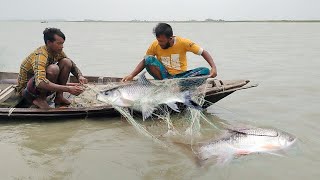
289, 136, 295, 142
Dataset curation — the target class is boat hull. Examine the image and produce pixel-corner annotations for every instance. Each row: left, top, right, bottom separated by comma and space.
0, 72, 257, 120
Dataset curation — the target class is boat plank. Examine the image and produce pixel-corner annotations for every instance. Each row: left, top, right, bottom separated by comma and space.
0, 85, 16, 103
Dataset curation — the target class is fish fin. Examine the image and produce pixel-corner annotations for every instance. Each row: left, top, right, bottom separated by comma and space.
137, 71, 152, 85
172, 141, 204, 166
166, 102, 180, 112
141, 105, 156, 121
227, 127, 279, 137
174, 141, 235, 167
236, 150, 251, 155
183, 91, 203, 111
261, 144, 280, 150
265, 151, 286, 157
215, 152, 235, 166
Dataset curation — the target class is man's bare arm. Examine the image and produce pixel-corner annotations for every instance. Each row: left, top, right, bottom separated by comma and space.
121, 59, 145, 82
70, 60, 83, 78
69, 59, 87, 84
201, 50, 217, 78
37, 81, 83, 95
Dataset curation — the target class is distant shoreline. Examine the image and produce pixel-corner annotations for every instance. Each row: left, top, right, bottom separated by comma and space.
1, 20, 320, 23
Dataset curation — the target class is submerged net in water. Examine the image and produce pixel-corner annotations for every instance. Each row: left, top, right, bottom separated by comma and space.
68, 76, 223, 146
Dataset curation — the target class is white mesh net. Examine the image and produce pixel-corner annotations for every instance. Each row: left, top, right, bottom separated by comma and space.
69, 76, 224, 147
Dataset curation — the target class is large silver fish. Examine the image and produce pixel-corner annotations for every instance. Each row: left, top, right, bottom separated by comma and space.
96, 72, 203, 119
186, 127, 297, 166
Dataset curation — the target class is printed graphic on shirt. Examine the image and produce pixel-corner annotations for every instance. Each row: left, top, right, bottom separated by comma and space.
171, 54, 181, 70
160, 56, 171, 67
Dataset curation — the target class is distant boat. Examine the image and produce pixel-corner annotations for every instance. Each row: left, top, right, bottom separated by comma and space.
41, 21, 48, 23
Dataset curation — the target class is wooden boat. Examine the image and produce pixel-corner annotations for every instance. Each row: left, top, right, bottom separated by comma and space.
0, 72, 257, 119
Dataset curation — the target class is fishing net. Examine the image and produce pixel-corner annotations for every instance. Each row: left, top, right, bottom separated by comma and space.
69, 84, 112, 108
69, 75, 223, 147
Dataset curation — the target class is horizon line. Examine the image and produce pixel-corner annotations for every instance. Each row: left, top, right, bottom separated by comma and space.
1, 19, 320, 23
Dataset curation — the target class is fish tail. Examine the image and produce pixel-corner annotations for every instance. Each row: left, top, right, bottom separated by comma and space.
183, 91, 203, 111
173, 142, 203, 166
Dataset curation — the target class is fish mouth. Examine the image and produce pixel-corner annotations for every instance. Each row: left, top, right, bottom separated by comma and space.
96, 94, 102, 101
282, 136, 297, 149
96, 93, 107, 102
289, 137, 297, 146
284, 131, 297, 144
96, 93, 117, 104
289, 136, 297, 143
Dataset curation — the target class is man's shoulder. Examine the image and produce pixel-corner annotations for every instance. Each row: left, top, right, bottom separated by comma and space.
176, 36, 192, 43
176, 36, 200, 50
33, 45, 49, 57
150, 39, 158, 46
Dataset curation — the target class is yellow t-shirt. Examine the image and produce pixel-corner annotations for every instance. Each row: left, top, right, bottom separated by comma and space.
16, 45, 67, 93
146, 36, 203, 75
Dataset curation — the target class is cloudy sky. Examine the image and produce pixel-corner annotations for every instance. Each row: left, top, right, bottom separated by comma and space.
0, 0, 319, 21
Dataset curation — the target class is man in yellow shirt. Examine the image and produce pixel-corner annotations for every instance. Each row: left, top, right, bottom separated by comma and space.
17, 28, 87, 109
122, 23, 217, 81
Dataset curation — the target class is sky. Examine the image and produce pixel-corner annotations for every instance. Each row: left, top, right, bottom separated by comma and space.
0, 0, 319, 21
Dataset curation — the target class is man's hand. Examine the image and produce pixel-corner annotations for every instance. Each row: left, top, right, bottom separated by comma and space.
68, 85, 84, 96
78, 76, 88, 84
209, 68, 217, 78
121, 74, 134, 82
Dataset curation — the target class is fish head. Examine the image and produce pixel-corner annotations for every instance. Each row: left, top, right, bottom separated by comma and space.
277, 131, 297, 148
96, 88, 121, 104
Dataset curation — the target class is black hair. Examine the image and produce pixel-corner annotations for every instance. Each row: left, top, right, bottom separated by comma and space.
43, 28, 65, 45
153, 23, 173, 38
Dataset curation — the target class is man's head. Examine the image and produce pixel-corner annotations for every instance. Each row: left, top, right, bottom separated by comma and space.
153, 23, 173, 49
43, 28, 65, 54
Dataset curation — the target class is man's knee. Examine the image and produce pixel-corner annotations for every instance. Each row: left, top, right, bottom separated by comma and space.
196, 67, 210, 75
46, 64, 60, 77
144, 56, 157, 66
58, 58, 73, 69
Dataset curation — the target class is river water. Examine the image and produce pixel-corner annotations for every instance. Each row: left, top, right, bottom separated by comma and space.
0, 21, 319, 179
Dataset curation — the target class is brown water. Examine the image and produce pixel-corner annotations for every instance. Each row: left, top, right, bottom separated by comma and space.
0, 21, 320, 179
